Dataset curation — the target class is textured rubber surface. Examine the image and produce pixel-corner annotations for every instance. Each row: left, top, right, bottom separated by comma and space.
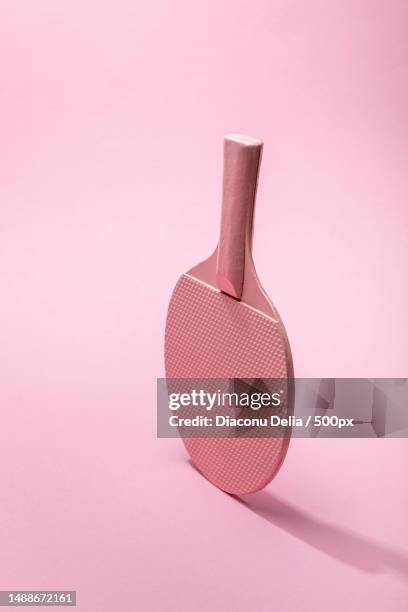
165, 274, 291, 494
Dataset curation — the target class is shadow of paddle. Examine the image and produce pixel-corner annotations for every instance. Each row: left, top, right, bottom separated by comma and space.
236, 491, 408, 577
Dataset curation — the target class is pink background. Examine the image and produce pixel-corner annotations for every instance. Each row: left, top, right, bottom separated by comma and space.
0, 1, 407, 610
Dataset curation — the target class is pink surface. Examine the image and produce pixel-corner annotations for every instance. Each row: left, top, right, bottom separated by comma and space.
0, 1, 407, 610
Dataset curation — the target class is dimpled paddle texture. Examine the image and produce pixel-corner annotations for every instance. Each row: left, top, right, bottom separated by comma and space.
165, 274, 290, 494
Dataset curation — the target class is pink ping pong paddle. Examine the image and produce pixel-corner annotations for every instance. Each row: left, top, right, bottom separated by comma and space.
165, 134, 293, 495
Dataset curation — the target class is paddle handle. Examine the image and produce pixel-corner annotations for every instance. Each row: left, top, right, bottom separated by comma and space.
216, 134, 263, 299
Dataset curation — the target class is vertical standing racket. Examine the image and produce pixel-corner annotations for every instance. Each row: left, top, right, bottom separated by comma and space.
165, 134, 293, 495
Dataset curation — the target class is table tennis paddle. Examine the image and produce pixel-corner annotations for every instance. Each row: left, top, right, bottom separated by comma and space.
165, 134, 293, 495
